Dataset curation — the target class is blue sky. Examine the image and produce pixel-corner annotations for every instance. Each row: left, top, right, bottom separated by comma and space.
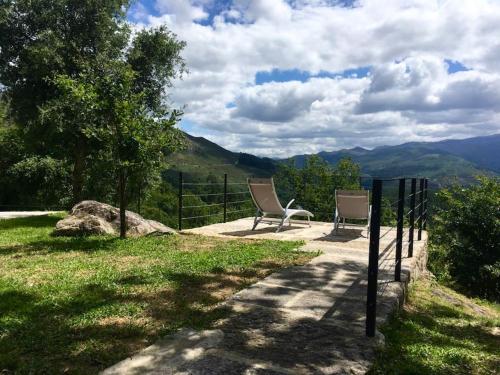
129, 0, 500, 157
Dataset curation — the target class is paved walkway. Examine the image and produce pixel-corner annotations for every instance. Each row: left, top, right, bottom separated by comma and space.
103, 219, 428, 375
0, 211, 62, 220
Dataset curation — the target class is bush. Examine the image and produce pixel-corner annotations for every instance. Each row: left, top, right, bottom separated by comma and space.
428, 176, 499, 301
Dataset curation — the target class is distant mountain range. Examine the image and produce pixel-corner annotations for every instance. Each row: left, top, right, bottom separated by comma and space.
166, 133, 500, 185
288, 134, 500, 184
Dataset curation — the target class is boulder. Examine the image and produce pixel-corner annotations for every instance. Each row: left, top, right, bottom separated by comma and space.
53, 200, 177, 237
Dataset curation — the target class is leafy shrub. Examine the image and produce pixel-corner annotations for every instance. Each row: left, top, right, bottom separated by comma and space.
429, 176, 499, 301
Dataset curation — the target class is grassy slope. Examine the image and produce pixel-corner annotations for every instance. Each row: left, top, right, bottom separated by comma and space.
166, 133, 273, 181
0, 214, 314, 374
370, 278, 500, 375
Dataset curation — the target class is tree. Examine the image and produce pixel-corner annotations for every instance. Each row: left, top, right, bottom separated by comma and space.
94, 60, 183, 237
0, 2, 186, 238
40, 25, 186, 238
429, 176, 500, 300
0, 0, 130, 203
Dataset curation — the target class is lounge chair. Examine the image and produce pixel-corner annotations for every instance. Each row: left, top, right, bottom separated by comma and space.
334, 190, 371, 235
247, 178, 314, 233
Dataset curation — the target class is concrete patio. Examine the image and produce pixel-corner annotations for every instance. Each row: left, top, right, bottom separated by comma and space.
103, 218, 428, 375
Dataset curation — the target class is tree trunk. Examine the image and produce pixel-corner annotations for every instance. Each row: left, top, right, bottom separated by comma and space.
72, 139, 86, 205
137, 183, 141, 215
119, 168, 127, 238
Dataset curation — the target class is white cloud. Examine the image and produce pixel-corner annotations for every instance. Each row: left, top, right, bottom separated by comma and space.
155, 0, 208, 23
356, 56, 500, 113
131, 0, 500, 157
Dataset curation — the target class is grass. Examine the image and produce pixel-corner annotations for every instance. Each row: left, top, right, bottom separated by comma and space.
0, 214, 314, 374
370, 278, 500, 375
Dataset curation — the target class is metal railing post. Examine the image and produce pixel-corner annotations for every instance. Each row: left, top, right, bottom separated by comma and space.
178, 172, 183, 231
223, 173, 227, 223
408, 178, 416, 258
418, 178, 424, 240
423, 178, 428, 231
395, 178, 405, 282
366, 179, 382, 337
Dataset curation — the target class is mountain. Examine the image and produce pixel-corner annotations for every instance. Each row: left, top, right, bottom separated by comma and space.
165, 133, 275, 181
164, 132, 499, 185
288, 134, 500, 184
422, 134, 500, 172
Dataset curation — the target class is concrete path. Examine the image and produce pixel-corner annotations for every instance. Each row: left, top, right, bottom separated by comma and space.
103, 219, 428, 375
0, 211, 62, 220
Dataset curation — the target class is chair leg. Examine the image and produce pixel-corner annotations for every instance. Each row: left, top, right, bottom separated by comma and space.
333, 213, 339, 235
252, 210, 263, 231
367, 212, 371, 238
276, 216, 286, 233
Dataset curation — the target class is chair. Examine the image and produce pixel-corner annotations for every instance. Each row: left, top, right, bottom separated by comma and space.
247, 178, 314, 233
334, 190, 371, 234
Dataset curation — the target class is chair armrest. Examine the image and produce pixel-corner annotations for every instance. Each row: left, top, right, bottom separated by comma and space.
285, 199, 295, 210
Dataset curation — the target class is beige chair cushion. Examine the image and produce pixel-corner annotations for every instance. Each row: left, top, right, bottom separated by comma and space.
248, 178, 284, 214
336, 190, 370, 219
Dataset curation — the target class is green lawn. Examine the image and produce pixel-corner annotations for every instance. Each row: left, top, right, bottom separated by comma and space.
0, 214, 313, 374
370, 278, 500, 375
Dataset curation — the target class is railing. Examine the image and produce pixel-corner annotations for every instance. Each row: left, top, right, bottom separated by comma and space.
178, 172, 254, 230
366, 177, 428, 337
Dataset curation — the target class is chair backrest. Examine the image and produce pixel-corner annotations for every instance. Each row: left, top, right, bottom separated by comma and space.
247, 178, 284, 214
335, 190, 370, 219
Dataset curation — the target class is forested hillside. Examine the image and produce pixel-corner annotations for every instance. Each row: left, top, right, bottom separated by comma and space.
288, 134, 499, 185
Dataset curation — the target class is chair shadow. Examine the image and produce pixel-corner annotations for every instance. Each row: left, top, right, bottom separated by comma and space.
220, 223, 310, 238
314, 228, 366, 243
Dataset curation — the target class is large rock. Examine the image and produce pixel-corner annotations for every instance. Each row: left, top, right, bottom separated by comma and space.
53, 200, 177, 237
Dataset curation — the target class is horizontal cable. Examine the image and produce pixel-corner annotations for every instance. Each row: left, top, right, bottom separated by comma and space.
226, 208, 254, 214
181, 212, 223, 220
227, 182, 248, 185
182, 193, 225, 197
182, 182, 224, 186
182, 202, 224, 209
226, 191, 250, 196
227, 199, 253, 205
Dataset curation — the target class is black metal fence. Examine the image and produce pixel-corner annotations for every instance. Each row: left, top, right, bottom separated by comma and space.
365, 177, 429, 337
178, 172, 255, 230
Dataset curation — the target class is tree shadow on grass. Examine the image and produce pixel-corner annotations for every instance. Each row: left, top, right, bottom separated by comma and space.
0, 215, 61, 230
370, 295, 500, 375
0, 237, 120, 256
0, 262, 284, 374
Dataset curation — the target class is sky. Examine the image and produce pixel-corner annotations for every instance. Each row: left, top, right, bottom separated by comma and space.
128, 0, 500, 157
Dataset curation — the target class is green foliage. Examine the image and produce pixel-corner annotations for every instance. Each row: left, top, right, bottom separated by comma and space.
275, 156, 361, 221
7, 156, 71, 207
0, 215, 312, 373
429, 176, 500, 301
370, 278, 499, 375
0, 98, 70, 208
0, 1, 186, 220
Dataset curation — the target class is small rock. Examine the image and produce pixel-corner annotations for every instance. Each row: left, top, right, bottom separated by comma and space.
53, 200, 177, 237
